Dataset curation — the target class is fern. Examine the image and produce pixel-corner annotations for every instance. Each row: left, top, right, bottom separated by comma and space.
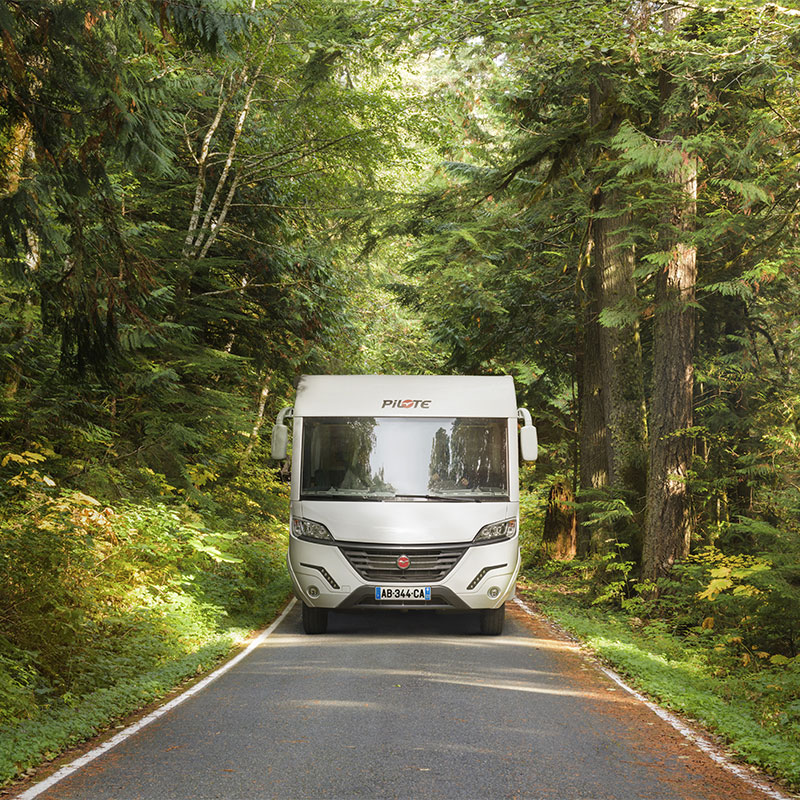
702, 280, 755, 300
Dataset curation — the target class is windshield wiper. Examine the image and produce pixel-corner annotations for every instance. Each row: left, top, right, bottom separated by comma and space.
302, 491, 493, 502
390, 493, 481, 503
301, 490, 393, 501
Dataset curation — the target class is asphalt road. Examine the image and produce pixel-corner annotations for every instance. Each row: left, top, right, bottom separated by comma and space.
21, 601, 782, 800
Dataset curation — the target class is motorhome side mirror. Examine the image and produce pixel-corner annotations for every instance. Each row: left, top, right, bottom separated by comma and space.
520, 425, 538, 462
271, 424, 289, 461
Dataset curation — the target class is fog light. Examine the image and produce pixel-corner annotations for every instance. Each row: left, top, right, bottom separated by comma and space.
307, 585, 320, 599
488, 586, 500, 599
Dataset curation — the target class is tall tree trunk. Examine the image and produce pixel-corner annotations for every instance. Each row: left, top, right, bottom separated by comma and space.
593, 194, 648, 561
2, 119, 37, 397
577, 237, 610, 556
581, 76, 648, 558
643, 8, 697, 582
182, 70, 246, 259
240, 372, 271, 464
593, 198, 647, 495
0, 116, 32, 197
184, 52, 267, 261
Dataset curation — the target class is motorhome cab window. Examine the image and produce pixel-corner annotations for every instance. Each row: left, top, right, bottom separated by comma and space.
301, 417, 508, 501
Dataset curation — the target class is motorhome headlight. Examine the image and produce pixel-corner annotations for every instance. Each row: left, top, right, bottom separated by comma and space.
473, 518, 517, 544
292, 518, 334, 542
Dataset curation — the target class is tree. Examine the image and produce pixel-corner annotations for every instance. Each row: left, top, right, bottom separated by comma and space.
642, 6, 698, 581
386, 0, 800, 582
582, 57, 650, 556
0, 0, 436, 492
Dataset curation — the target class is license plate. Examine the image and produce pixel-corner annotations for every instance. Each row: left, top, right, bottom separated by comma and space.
375, 586, 431, 601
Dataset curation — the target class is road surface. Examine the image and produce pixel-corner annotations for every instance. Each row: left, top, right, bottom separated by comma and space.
16, 600, 785, 800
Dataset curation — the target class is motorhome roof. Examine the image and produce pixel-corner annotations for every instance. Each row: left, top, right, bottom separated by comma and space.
293, 374, 518, 418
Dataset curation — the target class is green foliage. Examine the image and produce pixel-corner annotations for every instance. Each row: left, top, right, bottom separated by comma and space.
518, 478, 548, 567
2, 0, 800, 788
0, 469, 290, 785
680, 546, 800, 661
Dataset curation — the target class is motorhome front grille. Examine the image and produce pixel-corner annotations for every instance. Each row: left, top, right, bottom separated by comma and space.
339, 546, 467, 582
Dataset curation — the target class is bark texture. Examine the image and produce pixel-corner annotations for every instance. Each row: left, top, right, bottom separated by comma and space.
643, 234, 696, 580
1, 117, 37, 396
241, 372, 271, 464
594, 201, 648, 486
0, 116, 32, 196
543, 480, 577, 560
643, 7, 697, 582
577, 76, 648, 556
577, 247, 610, 556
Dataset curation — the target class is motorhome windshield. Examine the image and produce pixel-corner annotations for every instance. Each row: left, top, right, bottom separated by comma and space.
300, 417, 508, 501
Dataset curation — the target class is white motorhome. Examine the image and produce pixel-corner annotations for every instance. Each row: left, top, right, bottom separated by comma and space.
271, 375, 538, 635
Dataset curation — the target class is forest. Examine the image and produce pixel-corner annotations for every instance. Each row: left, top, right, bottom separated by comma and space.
1, 0, 799, 790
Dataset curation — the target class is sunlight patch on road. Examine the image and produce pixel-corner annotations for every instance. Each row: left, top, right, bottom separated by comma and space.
237, 663, 559, 684
263, 632, 580, 653
425, 674, 620, 701
284, 699, 388, 711
245, 660, 619, 703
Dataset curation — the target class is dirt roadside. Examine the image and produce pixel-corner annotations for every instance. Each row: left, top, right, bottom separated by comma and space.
508, 599, 798, 800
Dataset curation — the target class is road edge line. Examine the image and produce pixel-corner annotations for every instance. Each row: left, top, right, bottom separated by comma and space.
512, 596, 796, 800
14, 598, 297, 800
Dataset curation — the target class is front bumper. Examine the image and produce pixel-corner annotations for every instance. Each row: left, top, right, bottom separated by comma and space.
287, 535, 520, 611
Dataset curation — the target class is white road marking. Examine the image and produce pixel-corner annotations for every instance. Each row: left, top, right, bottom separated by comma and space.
513, 597, 796, 800
14, 598, 297, 800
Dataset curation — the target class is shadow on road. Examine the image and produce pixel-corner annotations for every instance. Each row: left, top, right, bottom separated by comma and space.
312, 607, 485, 637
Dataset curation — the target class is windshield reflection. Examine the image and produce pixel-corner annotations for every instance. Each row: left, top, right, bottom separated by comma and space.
300, 417, 508, 502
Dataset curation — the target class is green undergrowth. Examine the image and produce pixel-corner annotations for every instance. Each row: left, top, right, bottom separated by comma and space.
1, 628, 249, 786
520, 570, 800, 791
0, 462, 292, 787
